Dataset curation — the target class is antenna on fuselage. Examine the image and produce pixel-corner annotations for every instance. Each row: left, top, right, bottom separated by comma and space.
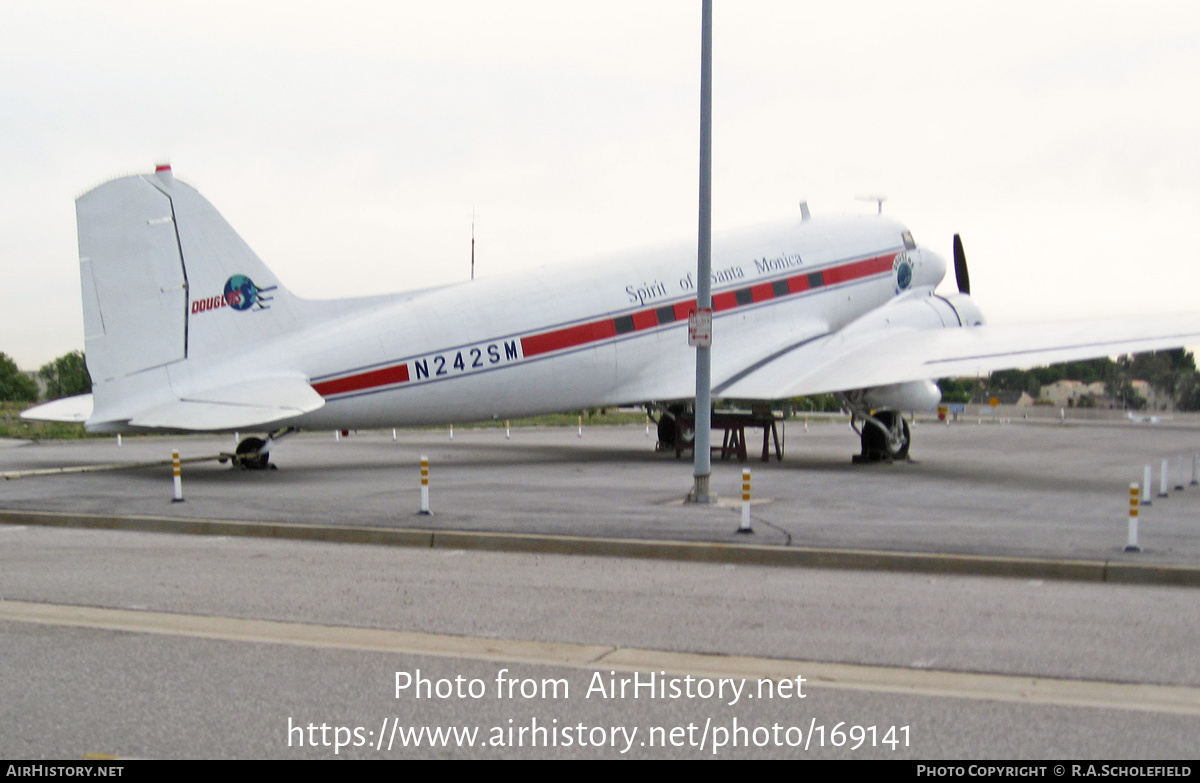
856, 194, 886, 215
471, 208, 475, 281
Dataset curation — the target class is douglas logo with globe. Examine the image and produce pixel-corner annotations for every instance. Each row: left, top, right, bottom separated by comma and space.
190, 275, 278, 314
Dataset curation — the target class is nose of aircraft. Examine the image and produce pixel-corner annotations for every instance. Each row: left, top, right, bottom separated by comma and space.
910, 246, 947, 289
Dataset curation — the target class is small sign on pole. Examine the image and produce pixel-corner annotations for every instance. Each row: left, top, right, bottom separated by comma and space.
688, 307, 713, 348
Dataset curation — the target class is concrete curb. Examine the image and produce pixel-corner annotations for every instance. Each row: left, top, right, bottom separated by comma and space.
3, 508, 1199, 587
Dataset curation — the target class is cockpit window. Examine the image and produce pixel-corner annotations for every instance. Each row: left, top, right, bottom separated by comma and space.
901, 231, 916, 250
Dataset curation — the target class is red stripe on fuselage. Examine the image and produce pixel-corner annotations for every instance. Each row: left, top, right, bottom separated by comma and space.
823, 254, 893, 284
521, 319, 617, 358
314, 251, 896, 396
521, 251, 896, 358
312, 363, 410, 396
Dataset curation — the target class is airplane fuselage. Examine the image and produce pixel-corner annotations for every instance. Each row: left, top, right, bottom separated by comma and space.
211, 214, 926, 429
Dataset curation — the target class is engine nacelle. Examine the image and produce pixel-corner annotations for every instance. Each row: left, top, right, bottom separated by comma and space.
859, 379, 942, 413
840, 289, 986, 337
940, 292, 985, 327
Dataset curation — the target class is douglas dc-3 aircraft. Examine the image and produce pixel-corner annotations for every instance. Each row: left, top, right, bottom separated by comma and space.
23, 165, 1200, 467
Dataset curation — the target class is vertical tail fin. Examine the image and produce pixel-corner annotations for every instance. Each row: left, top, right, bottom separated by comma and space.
78, 165, 300, 386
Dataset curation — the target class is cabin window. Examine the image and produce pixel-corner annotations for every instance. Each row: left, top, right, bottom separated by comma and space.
901, 231, 916, 250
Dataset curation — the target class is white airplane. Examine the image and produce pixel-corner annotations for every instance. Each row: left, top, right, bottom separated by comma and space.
23, 165, 1200, 467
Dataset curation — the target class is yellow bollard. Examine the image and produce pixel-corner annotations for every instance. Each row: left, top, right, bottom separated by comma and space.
737, 469, 752, 534
419, 455, 431, 515
1125, 483, 1140, 552
171, 450, 184, 503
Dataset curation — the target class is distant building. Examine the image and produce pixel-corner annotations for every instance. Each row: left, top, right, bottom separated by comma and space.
1130, 379, 1169, 411
1038, 378, 1168, 410
1039, 380, 1107, 408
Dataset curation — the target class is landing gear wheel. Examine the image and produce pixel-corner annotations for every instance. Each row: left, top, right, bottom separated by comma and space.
234, 436, 271, 470
857, 411, 910, 463
656, 404, 695, 450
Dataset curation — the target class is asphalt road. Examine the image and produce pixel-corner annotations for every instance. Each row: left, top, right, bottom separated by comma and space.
2, 420, 1200, 759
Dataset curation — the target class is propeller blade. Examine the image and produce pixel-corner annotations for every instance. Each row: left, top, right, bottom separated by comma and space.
952, 233, 970, 294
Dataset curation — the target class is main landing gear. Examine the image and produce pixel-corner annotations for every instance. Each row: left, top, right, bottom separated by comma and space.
837, 389, 911, 463
220, 427, 298, 470
654, 403, 695, 452
853, 410, 910, 463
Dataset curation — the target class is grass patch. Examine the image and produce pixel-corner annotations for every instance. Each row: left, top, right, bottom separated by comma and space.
0, 402, 91, 441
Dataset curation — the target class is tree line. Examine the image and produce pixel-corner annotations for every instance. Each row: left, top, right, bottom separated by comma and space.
938, 349, 1199, 410
0, 351, 91, 403
782, 350, 1200, 412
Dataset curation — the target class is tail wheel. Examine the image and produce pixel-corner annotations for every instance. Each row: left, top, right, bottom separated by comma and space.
860, 411, 910, 461
234, 436, 271, 470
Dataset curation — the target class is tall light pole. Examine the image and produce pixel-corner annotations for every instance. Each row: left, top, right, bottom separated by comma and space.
689, 0, 714, 503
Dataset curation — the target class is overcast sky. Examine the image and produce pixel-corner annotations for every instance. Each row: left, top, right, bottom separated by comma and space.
3, 1, 1200, 369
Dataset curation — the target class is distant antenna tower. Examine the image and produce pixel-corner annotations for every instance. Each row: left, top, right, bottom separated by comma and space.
856, 195, 886, 215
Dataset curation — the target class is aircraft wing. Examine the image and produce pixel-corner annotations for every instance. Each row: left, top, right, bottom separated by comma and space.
717, 312, 1200, 399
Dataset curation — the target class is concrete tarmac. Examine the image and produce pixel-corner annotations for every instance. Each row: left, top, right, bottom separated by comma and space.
3, 416, 1200, 578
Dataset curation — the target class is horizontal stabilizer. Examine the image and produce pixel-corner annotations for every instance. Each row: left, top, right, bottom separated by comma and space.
20, 394, 95, 423
129, 375, 325, 431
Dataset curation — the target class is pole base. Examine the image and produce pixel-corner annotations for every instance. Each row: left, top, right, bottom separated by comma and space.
686, 475, 716, 504
1124, 545, 1141, 553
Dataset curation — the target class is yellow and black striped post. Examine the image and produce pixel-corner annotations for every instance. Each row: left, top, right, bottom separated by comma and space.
1125, 482, 1140, 552
737, 469, 752, 533
419, 455, 431, 515
171, 450, 184, 503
